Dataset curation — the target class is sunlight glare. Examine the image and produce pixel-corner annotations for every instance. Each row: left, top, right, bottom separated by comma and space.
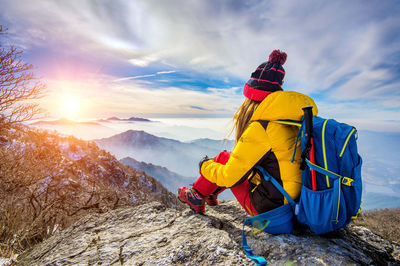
61, 96, 81, 120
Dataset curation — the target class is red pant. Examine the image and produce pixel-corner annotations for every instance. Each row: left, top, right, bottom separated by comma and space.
193, 151, 259, 216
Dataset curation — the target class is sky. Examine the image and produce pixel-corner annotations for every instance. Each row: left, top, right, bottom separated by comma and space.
1, 0, 400, 131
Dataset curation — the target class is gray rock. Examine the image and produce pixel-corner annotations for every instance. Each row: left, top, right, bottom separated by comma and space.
18, 200, 400, 265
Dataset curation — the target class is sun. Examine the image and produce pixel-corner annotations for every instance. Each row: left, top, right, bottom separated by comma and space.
60, 96, 82, 120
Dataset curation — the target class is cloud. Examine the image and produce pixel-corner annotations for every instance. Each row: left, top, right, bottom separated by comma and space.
157, 70, 176, 74
330, 68, 395, 100
1, 0, 400, 123
102, 81, 243, 115
40, 73, 243, 118
315, 97, 400, 131
113, 74, 157, 82
113, 70, 177, 82
129, 55, 159, 67
189, 106, 208, 111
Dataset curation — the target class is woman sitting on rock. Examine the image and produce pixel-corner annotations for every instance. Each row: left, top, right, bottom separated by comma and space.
178, 50, 317, 216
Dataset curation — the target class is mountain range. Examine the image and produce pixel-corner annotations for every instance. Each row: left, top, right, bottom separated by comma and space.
98, 116, 151, 122
95, 130, 234, 177
120, 156, 193, 193
29, 118, 400, 210
95, 128, 400, 210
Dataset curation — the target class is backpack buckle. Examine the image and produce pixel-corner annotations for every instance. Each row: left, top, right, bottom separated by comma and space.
342, 177, 354, 186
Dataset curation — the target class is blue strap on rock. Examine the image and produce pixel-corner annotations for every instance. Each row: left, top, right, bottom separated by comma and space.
242, 222, 267, 265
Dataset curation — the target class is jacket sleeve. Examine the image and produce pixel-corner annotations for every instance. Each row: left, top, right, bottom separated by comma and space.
200, 121, 272, 188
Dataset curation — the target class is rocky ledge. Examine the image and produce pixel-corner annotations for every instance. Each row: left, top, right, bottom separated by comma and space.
18, 200, 400, 265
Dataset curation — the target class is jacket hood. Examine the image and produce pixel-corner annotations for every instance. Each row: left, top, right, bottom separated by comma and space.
251, 91, 318, 122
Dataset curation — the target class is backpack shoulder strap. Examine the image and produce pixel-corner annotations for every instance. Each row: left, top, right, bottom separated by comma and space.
272, 120, 302, 127
254, 119, 302, 129
255, 166, 296, 206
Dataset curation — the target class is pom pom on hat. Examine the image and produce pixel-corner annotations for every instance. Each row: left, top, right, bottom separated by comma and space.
268, 50, 287, 65
243, 49, 287, 101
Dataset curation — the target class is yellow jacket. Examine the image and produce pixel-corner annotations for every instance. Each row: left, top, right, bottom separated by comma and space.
200, 91, 318, 213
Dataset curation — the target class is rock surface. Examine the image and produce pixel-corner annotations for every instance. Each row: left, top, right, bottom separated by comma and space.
18, 200, 400, 265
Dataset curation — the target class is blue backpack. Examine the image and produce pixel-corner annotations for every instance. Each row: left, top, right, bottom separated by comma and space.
242, 107, 363, 265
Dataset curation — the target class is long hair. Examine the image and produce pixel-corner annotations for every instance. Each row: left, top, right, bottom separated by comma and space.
232, 98, 260, 145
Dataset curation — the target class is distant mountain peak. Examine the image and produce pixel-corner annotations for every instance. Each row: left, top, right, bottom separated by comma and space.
96, 129, 165, 147
103, 116, 151, 122
118, 129, 155, 138
107, 116, 120, 121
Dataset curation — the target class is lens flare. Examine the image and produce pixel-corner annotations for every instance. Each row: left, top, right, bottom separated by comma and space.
60, 96, 81, 120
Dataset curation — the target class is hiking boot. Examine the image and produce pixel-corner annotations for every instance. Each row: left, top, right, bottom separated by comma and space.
177, 186, 205, 214
205, 194, 219, 206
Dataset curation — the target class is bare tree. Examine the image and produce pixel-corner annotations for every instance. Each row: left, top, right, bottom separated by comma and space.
0, 46, 46, 127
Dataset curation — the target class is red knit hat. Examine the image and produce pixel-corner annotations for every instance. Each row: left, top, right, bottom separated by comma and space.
243, 50, 287, 101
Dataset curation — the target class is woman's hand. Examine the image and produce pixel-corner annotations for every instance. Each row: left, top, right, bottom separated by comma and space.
199, 156, 211, 172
